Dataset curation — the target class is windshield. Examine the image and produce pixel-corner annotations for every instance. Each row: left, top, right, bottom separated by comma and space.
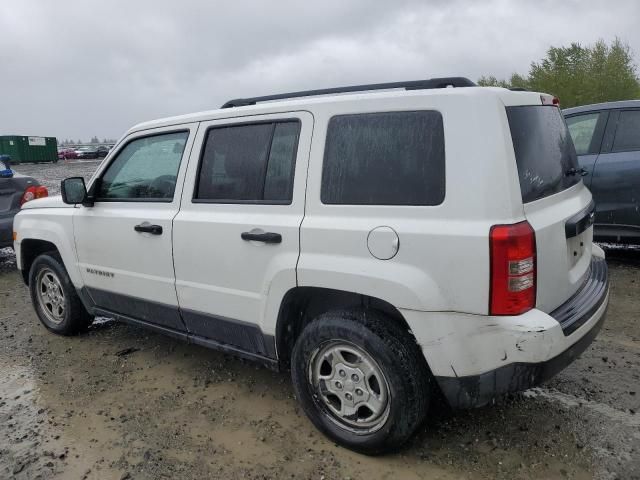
507, 105, 580, 203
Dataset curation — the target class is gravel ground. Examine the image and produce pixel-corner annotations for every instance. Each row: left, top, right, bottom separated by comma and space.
0, 161, 638, 479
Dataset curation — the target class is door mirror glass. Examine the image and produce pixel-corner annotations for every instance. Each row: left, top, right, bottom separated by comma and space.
61, 177, 87, 204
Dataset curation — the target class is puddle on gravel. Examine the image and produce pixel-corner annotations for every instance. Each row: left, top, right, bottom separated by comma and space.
0, 356, 115, 479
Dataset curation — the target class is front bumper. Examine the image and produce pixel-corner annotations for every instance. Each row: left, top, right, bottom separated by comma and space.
401, 255, 609, 409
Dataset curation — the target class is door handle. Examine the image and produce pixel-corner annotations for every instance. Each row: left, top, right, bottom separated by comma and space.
241, 231, 282, 244
134, 223, 163, 235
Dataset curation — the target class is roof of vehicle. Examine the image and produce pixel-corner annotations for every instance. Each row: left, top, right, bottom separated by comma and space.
563, 99, 640, 115
128, 85, 545, 134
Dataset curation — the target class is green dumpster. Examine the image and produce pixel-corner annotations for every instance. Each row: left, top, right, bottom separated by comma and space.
0, 135, 58, 164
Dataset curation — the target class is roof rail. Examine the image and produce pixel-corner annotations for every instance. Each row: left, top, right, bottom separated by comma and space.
221, 77, 476, 108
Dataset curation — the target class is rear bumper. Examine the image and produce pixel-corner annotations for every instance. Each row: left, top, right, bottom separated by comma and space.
0, 214, 15, 248
401, 254, 609, 409
435, 304, 606, 408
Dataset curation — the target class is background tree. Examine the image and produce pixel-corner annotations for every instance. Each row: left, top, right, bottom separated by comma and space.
478, 38, 640, 107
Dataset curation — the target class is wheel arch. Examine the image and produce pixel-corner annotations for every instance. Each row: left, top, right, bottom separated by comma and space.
20, 238, 60, 285
275, 286, 418, 369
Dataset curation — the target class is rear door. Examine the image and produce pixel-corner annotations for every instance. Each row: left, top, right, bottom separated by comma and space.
590, 109, 640, 237
172, 112, 312, 353
507, 104, 594, 313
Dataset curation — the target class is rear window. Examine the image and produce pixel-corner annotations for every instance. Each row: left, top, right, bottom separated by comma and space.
321, 111, 445, 205
507, 106, 580, 203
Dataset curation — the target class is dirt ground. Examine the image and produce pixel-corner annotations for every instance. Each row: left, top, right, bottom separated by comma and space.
0, 161, 638, 479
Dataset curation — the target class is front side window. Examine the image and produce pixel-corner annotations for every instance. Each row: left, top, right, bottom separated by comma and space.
566, 113, 601, 156
321, 111, 445, 206
612, 110, 640, 152
96, 131, 188, 201
194, 120, 300, 203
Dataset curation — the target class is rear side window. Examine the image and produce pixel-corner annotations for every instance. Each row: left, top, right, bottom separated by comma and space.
321, 111, 445, 205
195, 120, 300, 203
612, 110, 640, 152
507, 106, 580, 203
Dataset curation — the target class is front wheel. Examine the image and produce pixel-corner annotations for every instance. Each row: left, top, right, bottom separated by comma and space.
29, 253, 92, 335
291, 308, 431, 454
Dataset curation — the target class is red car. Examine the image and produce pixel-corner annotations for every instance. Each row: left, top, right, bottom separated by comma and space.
57, 148, 78, 160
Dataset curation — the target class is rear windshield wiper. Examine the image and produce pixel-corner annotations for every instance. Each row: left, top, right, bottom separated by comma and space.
565, 167, 589, 177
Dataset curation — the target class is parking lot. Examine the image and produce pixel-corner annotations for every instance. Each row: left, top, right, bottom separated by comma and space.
0, 161, 638, 480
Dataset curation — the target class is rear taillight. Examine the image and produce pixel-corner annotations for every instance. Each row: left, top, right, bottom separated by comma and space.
489, 221, 536, 316
20, 185, 48, 206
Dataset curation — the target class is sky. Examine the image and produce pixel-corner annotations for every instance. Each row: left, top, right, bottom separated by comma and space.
1, 0, 639, 141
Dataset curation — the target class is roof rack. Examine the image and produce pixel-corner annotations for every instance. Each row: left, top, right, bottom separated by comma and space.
221, 77, 476, 108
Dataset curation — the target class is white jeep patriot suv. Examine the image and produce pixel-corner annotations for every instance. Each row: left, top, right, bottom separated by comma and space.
14, 77, 609, 454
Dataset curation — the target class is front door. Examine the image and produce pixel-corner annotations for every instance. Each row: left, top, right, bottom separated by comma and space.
172, 112, 312, 356
566, 110, 609, 188
73, 125, 197, 330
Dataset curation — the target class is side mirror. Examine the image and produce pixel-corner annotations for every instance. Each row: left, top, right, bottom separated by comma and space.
61, 177, 88, 205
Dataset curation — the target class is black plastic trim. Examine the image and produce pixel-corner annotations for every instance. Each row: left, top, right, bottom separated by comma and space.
84, 288, 278, 365
76, 287, 96, 312
550, 256, 608, 335
86, 287, 187, 332
221, 77, 476, 108
93, 307, 278, 370
181, 308, 277, 359
240, 231, 282, 243
435, 306, 606, 409
565, 199, 596, 238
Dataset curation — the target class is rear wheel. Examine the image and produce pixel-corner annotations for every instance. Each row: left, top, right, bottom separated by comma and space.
291, 308, 430, 454
29, 253, 92, 335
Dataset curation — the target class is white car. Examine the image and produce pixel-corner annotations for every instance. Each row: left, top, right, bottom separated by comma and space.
13, 77, 609, 454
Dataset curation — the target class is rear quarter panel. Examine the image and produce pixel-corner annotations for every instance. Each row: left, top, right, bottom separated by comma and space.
298, 91, 526, 314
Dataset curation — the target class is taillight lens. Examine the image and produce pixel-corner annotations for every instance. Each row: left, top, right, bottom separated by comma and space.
20, 185, 48, 206
489, 221, 536, 315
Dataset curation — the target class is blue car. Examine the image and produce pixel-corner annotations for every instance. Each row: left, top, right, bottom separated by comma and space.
564, 101, 640, 243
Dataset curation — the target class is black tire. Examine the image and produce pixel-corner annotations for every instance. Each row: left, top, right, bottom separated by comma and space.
291, 308, 430, 455
29, 252, 92, 335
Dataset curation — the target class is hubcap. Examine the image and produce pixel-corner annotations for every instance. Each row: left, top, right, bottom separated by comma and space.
36, 268, 66, 325
309, 341, 390, 433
